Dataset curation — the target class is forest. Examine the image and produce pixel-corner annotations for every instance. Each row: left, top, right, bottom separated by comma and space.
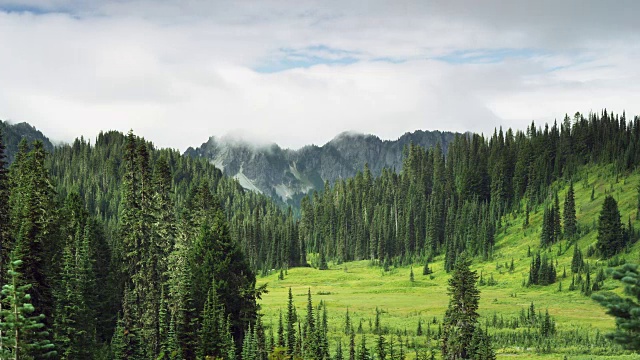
0, 110, 640, 359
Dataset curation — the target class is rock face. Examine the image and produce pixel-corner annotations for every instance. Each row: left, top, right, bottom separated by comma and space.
0, 120, 54, 164
185, 130, 457, 206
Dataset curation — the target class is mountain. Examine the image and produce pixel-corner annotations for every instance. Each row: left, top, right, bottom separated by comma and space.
0, 120, 54, 163
185, 130, 457, 205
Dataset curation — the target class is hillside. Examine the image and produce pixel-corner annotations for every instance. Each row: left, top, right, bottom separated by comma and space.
257, 162, 640, 359
0, 119, 54, 163
185, 130, 456, 205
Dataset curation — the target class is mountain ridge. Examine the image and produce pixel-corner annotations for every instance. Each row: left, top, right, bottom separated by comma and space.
185, 129, 458, 205
0, 120, 54, 164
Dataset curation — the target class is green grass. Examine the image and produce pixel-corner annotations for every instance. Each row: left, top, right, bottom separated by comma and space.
257, 164, 640, 359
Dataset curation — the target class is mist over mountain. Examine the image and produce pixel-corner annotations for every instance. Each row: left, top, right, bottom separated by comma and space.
0, 120, 54, 164
185, 129, 457, 205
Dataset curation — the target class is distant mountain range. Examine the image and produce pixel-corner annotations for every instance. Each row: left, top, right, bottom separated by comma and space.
0, 119, 457, 207
0, 120, 54, 163
185, 130, 457, 206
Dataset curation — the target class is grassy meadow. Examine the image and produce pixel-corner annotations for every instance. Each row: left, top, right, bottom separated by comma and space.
257, 164, 640, 359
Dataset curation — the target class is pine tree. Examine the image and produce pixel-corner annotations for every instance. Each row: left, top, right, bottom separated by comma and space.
277, 310, 284, 348
335, 340, 344, 360
286, 288, 296, 356
442, 254, 480, 360
357, 334, 369, 360
597, 195, 625, 258
422, 261, 432, 276
376, 334, 386, 360
593, 263, 640, 350
0, 259, 56, 359
571, 244, 583, 273
349, 332, 356, 360
0, 128, 9, 284
409, 267, 415, 283
564, 182, 577, 238
198, 281, 227, 359
8, 140, 57, 330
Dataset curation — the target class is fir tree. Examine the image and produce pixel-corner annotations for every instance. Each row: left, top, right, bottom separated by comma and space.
571, 244, 583, 273
286, 288, 296, 356
0, 259, 56, 359
593, 263, 640, 350
0, 128, 9, 285
422, 261, 432, 276
564, 182, 577, 238
442, 254, 480, 359
376, 334, 386, 360
335, 340, 344, 360
357, 334, 369, 360
597, 195, 625, 258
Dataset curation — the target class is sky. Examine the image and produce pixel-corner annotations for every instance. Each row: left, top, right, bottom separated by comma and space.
0, 0, 639, 151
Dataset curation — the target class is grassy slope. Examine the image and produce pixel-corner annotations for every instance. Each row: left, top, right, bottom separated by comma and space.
257, 164, 640, 359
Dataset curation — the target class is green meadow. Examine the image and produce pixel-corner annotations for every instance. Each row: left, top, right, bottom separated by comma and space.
257, 164, 640, 359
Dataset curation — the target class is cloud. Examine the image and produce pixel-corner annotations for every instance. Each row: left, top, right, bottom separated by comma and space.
0, 1, 639, 151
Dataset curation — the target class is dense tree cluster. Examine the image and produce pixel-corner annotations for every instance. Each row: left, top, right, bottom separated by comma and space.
0, 130, 277, 358
300, 111, 640, 270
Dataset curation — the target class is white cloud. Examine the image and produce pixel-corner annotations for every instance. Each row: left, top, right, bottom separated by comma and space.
0, 1, 639, 150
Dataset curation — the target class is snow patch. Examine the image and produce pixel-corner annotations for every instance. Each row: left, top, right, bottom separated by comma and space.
234, 171, 262, 194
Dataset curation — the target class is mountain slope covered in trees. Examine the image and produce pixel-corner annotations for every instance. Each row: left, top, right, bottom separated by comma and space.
0, 120, 53, 163
1, 109, 640, 358
185, 130, 456, 206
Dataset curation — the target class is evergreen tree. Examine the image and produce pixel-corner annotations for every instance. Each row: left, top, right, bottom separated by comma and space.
286, 288, 296, 356
593, 263, 640, 350
469, 327, 496, 360
564, 182, 577, 238
0, 128, 9, 284
442, 254, 480, 359
597, 195, 625, 258
376, 334, 386, 360
0, 259, 56, 359
357, 334, 369, 360
571, 244, 583, 273
422, 261, 432, 276
335, 340, 344, 360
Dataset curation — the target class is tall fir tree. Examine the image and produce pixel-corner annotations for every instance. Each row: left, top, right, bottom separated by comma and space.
0, 258, 56, 359
442, 254, 480, 360
597, 195, 625, 258
563, 182, 577, 239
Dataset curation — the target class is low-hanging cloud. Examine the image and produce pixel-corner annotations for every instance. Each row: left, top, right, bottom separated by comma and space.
0, 0, 639, 150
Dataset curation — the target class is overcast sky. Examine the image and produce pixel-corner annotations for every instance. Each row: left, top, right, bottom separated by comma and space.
0, 1, 639, 150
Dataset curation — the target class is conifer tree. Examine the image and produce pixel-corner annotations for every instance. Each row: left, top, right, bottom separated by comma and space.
357, 334, 369, 360
335, 340, 343, 360
376, 334, 386, 360
442, 254, 480, 360
422, 261, 432, 276
593, 263, 640, 350
8, 140, 57, 329
349, 332, 356, 360
597, 195, 625, 258
564, 182, 577, 238
571, 244, 583, 273
286, 288, 296, 357
0, 259, 56, 359
277, 311, 284, 348
0, 128, 9, 281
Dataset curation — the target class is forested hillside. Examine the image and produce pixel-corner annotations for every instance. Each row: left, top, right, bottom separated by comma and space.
0, 109, 639, 359
0, 128, 300, 359
0, 120, 53, 163
299, 111, 640, 270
